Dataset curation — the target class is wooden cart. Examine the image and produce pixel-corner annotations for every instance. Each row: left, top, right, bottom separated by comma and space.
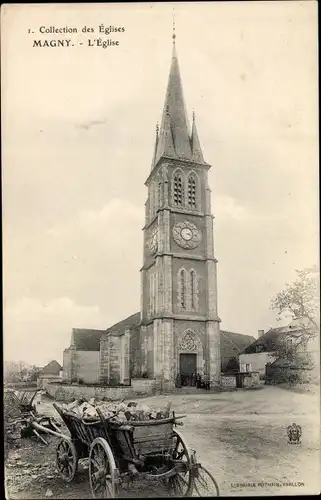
53, 403, 219, 498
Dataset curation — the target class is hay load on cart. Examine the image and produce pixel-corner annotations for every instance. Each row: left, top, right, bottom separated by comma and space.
53, 399, 220, 498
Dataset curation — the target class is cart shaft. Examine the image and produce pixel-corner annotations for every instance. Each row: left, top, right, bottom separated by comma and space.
32, 421, 70, 441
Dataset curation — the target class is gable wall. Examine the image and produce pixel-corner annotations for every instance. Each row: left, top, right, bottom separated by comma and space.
239, 352, 277, 375
74, 350, 100, 384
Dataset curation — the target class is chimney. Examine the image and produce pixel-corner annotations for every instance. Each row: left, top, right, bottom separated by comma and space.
258, 329, 265, 338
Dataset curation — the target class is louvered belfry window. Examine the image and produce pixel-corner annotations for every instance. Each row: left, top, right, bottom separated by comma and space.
188, 175, 196, 208
173, 173, 184, 206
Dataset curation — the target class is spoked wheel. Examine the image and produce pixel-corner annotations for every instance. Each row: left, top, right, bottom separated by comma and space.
89, 437, 118, 499
167, 430, 193, 497
56, 438, 78, 482
192, 465, 220, 497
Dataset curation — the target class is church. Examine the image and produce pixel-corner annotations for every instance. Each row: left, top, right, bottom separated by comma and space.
63, 33, 251, 390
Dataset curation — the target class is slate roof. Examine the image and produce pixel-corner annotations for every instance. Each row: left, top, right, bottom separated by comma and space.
72, 328, 105, 351
106, 312, 141, 337
41, 360, 62, 375
220, 331, 256, 368
239, 326, 288, 355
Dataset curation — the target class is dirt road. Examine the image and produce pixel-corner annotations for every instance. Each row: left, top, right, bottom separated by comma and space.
5, 385, 320, 498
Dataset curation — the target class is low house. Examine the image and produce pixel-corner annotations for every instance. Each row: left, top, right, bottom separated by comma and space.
63, 328, 105, 385
220, 331, 256, 372
37, 360, 62, 389
239, 317, 319, 382
63, 313, 140, 386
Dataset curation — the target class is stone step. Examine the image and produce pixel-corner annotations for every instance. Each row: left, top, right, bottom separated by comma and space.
169, 387, 208, 394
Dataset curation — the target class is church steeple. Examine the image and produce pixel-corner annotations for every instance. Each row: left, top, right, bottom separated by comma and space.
142, 24, 220, 390
152, 27, 207, 168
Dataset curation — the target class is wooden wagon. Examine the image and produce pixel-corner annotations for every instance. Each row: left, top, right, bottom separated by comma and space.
53, 403, 219, 498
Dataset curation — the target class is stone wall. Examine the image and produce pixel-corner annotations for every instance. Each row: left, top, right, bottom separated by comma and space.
221, 374, 236, 388
37, 374, 61, 389
45, 379, 157, 402
99, 335, 110, 384
130, 326, 142, 377
100, 333, 131, 385
109, 336, 121, 384
220, 372, 260, 389
63, 348, 73, 382
243, 371, 260, 388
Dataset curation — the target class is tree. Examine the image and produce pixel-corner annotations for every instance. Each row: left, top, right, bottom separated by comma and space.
271, 266, 319, 330
4, 360, 39, 383
269, 266, 319, 368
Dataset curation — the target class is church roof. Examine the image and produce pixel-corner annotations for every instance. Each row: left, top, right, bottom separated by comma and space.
72, 328, 105, 351
152, 38, 206, 169
41, 360, 62, 375
220, 330, 256, 368
106, 312, 141, 336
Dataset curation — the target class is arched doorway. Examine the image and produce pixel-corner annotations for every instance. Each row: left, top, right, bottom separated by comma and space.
177, 329, 203, 387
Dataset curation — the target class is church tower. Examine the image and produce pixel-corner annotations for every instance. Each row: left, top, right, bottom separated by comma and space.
140, 31, 221, 389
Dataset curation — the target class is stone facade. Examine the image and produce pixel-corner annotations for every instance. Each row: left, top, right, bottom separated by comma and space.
139, 44, 221, 388
99, 331, 131, 385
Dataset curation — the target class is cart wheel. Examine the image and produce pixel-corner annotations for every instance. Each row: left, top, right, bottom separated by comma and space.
168, 430, 193, 497
56, 438, 78, 482
192, 465, 220, 497
89, 437, 117, 499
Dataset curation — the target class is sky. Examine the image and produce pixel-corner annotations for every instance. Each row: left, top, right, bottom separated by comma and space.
2, 2, 318, 366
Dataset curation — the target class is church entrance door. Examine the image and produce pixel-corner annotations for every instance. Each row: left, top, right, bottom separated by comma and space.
180, 353, 197, 386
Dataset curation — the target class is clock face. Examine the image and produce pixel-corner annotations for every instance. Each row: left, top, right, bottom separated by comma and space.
148, 227, 158, 255
173, 220, 201, 249
181, 227, 193, 241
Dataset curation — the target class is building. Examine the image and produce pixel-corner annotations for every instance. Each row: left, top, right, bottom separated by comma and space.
220, 331, 255, 372
62, 32, 253, 390
37, 360, 62, 389
239, 316, 319, 382
63, 321, 254, 385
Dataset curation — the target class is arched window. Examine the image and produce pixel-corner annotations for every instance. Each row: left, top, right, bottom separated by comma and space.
190, 270, 199, 311
179, 269, 186, 310
173, 172, 184, 207
191, 270, 196, 309
188, 174, 197, 209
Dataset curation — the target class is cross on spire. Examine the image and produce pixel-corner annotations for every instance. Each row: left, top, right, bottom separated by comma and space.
172, 9, 176, 45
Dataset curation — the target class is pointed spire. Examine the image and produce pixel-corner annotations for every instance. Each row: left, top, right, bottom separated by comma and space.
153, 26, 192, 166
191, 112, 205, 163
151, 20, 206, 169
